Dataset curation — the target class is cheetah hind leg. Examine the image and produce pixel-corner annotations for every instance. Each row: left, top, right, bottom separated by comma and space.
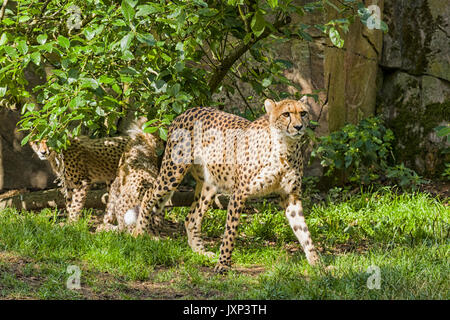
132, 162, 191, 237
185, 182, 217, 258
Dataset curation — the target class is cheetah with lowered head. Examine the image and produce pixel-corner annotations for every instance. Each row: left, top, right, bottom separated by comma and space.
97, 120, 167, 233
30, 136, 130, 221
132, 97, 320, 273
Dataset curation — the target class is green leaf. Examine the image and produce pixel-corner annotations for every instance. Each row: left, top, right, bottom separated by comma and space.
136, 33, 155, 46
18, 15, 31, 23
4, 46, 18, 58
172, 101, 182, 113
197, 8, 218, 17
262, 78, 272, 87
1, 18, 15, 26
121, 0, 135, 21
121, 50, 134, 61
21, 134, 31, 147
380, 20, 389, 33
99, 75, 116, 84
0, 86, 6, 97
17, 40, 28, 55
95, 106, 106, 116
169, 83, 181, 96
329, 27, 344, 48
159, 127, 168, 141
267, 0, 278, 9
436, 126, 450, 137
325, 0, 341, 13
298, 29, 313, 42
120, 32, 134, 52
160, 52, 172, 62
227, 0, 244, 5
57, 36, 70, 49
274, 59, 293, 69
251, 11, 266, 37
37, 34, 48, 45
80, 78, 99, 89
144, 126, 159, 134
84, 28, 96, 41
136, 4, 163, 17
30, 51, 41, 65
112, 84, 122, 94
0, 33, 7, 46
38, 42, 54, 53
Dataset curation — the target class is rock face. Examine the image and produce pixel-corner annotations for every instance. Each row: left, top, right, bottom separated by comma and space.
0, 108, 56, 191
378, 0, 450, 176
381, 0, 449, 82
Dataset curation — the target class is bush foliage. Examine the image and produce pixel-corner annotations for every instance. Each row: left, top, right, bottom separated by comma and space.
0, 0, 378, 149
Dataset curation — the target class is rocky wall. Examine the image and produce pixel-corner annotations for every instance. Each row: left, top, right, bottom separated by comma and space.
377, 0, 450, 176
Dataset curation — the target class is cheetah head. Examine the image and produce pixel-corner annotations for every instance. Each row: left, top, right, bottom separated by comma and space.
29, 139, 51, 160
264, 97, 311, 140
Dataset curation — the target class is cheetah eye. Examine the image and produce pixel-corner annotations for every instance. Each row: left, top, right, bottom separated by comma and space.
300, 111, 308, 117
282, 112, 290, 118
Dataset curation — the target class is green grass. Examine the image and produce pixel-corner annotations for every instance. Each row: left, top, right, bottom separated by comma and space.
0, 189, 448, 299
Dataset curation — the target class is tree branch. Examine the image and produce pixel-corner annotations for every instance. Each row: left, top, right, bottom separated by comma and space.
208, 16, 291, 94
39, 0, 52, 18
0, 0, 8, 21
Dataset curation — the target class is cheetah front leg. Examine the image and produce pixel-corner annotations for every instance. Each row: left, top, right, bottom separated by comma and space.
66, 181, 90, 222
283, 194, 319, 266
185, 182, 217, 258
97, 178, 120, 232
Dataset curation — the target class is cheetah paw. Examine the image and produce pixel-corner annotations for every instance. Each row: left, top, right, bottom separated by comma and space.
213, 263, 230, 274
202, 251, 216, 259
131, 228, 144, 238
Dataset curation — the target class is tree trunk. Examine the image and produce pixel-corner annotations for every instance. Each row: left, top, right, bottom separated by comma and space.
324, 0, 384, 133
0, 189, 232, 212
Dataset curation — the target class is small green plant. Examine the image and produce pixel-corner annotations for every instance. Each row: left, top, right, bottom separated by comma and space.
442, 163, 450, 181
311, 117, 395, 185
311, 117, 428, 190
385, 164, 428, 190
434, 124, 450, 144
434, 124, 450, 180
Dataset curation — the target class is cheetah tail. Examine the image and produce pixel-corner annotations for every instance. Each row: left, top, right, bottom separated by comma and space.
126, 116, 149, 139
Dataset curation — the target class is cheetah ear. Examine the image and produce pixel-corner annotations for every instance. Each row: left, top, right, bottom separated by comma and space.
299, 95, 311, 113
264, 99, 276, 114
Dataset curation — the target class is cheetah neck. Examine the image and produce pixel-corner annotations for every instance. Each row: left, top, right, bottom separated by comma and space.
269, 127, 302, 154
46, 151, 67, 192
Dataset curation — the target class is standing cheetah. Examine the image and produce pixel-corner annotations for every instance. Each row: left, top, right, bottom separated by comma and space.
30, 136, 130, 221
132, 97, 320, 273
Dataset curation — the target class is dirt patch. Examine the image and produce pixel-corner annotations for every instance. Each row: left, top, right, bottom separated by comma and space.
0, 251, 267, 300
420, 180, 450, 200
0, 251, 45, 299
